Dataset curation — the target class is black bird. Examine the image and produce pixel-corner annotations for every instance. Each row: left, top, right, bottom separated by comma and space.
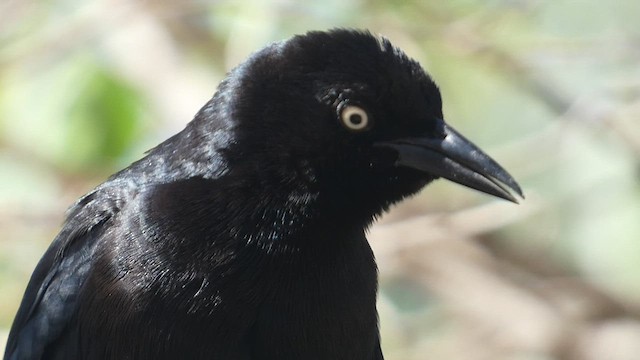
4, 29, 522, 360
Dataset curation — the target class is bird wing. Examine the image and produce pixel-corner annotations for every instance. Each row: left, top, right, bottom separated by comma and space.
4, 187, 124, 360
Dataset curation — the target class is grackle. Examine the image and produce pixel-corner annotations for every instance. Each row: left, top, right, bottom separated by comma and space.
4, 29, 523, 360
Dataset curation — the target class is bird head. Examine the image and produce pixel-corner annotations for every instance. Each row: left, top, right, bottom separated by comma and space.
203, 29, 522, 219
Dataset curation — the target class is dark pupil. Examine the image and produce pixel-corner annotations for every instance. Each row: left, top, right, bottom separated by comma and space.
349, 114, 363, 125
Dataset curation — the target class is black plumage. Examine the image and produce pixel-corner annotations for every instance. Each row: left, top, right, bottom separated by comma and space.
4, 29, 522, 360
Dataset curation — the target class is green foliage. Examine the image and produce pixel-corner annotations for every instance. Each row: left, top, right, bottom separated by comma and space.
65, 60, 148, 171
0, 54, 148, 174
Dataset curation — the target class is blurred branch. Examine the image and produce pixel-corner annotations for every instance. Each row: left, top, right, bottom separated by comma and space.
439, 18, 640, 160
371, 200, 640, 358
138, 0, 227, 64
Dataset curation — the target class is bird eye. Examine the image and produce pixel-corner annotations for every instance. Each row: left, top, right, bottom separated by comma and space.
339, 105, 370, 131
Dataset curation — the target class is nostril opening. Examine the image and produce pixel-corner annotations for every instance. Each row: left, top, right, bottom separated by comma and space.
432, 119, 447, 139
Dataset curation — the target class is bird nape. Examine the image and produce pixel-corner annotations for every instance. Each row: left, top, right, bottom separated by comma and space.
4, 29, 523, 360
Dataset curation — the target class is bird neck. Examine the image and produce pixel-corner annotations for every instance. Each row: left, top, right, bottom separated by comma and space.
141, 170, 378, 261
224, 175, 374, 254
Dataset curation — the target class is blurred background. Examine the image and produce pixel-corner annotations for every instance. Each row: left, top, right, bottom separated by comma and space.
1, 0, 639, 359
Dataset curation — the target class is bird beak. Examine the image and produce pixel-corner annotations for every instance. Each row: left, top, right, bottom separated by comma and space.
375, 120, 524, 203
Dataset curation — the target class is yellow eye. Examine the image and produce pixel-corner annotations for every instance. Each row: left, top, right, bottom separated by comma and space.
339, 105, 370, 131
